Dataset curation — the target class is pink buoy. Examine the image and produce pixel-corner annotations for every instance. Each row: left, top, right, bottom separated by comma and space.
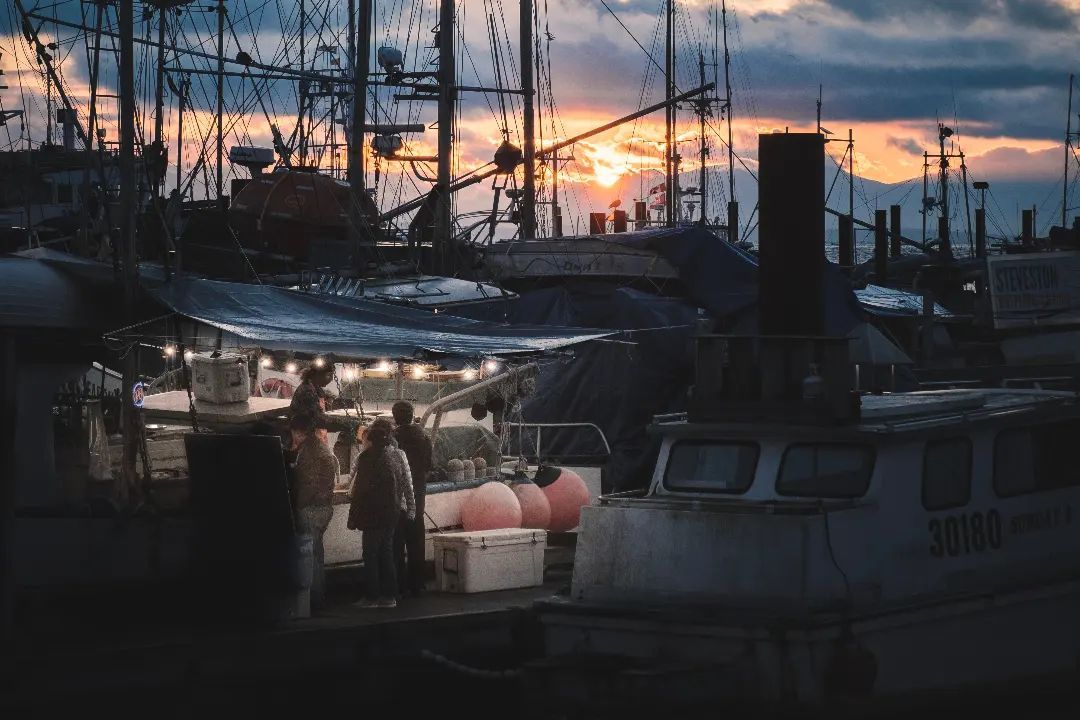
511, 480, 551, 530
460, 481, 522, 531
535, 466, 590, 532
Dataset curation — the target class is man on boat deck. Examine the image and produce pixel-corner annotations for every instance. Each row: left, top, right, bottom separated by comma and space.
392, 401, 433, 597
290, 363, 360, 435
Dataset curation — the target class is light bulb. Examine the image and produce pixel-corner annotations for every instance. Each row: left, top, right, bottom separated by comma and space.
411, 365, 425, 380
376, 360, 391, 373
484, 359, 499, 374
314, 357, 325, 368
285, 362, 298, 374
183, 350, 194, 362
260, 357, 272, 368
163, 345, 176, 358
463, 368, 476, 381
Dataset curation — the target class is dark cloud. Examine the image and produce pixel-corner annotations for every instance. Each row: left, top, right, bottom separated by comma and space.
887, 137, 924, 155
819, 0, 1077, 32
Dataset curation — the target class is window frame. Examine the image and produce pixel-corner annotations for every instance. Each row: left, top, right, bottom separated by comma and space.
775, 442, 876, 499
921, 436, 973, 511
993, 420, 1080, 498
661, 439, 761, 495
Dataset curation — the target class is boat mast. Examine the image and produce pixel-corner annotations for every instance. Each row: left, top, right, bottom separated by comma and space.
348, 0, 370, 204
665, 0, 674, 227
119, 0, 140, 503
520, 0, 536, 240
83, 1, 105, 243
215, 0, 225, 205
435, 0, 456, 273
154, 3, 167, 196
722, 0, 736, 242
697, 50, 707, 226
1066, 73, 1075, 228
939, 123, 950, 256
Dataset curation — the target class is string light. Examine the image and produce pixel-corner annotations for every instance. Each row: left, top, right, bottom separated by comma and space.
411, 365, 425, 380
484, 359, 499, 374
285, 362, 298, 374
183, 350, 194, 362
314, 357, 325, 368
463, 368, 477, 381
260, 357, 272, 368
375, 360, 391, 373
163, 345, 176, 358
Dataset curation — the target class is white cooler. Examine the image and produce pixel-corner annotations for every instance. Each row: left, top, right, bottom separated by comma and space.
433, 528, 546, 593
190, 352, 250, 404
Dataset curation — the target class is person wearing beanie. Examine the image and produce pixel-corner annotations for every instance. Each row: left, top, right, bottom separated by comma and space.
391, 401, 432, 597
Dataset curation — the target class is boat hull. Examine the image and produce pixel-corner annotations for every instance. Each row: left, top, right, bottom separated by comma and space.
529, 576, 1080, 711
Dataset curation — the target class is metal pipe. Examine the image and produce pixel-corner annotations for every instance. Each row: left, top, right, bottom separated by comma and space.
435, 0, 455, 274
216, 0, 225, 205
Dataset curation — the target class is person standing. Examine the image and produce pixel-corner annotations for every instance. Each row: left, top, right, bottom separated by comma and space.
391, 401, 433, 597
348, 418, 415, 608
288, 414, 338, 610
290, 363, 359, 435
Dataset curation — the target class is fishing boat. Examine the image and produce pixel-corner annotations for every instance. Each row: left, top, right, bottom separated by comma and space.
529, 335, 1080, 712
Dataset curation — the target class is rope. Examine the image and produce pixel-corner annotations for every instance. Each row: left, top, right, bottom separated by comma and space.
418, 649, 521, 679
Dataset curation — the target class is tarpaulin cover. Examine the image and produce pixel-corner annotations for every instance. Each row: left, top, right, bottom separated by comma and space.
599, 227, 864, 332
147, 276, 610, 359
458, 282, 699, 492
0, 255, 122, 330
856, 283, 956, 319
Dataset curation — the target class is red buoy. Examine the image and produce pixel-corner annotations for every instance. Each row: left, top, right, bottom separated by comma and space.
511, 480, 551, 530
460, 481, 522, 531
534, 466, 590, 532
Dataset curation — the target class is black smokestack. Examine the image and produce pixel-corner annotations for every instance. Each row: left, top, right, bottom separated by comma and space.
757, 132, 825, 336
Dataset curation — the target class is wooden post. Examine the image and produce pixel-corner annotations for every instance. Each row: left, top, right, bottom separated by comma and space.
838, 213, 853, 267
589, 212, 607, 235
889, 204, 902, 258
875, 209, 888, 283
975, 208, 986, 258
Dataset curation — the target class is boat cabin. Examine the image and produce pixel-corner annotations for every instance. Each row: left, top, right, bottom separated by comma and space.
569, 343, 1080, 615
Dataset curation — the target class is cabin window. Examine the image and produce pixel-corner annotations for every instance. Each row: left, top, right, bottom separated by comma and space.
776, 443, 874, 498
663, 440, 759, 494
922, 437, 972, 511
993, 419, 1080, 497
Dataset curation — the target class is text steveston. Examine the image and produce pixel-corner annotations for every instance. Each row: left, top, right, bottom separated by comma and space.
992, 263, 1069, 312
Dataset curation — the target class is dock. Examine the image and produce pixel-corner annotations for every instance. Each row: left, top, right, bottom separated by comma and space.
4, 572, 562, 717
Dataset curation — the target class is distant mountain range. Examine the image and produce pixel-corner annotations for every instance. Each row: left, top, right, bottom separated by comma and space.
555, 163, 1073, 260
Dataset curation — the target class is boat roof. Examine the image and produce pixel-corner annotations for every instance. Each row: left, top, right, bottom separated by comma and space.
654, 388, 1079, 439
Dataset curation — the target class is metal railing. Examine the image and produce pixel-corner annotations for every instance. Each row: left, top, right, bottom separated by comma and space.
506, 421, 611, 464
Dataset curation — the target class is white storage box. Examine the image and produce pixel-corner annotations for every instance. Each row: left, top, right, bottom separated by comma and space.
433, 528, 546, 593
191, 352, 251, 404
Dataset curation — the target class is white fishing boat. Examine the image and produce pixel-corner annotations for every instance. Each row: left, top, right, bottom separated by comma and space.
528, 332, 1080, 712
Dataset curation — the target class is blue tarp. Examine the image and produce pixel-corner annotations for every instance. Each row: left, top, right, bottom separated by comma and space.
147, 277, 611, 360
602, 227, 864, 333
856, 283, 956, 319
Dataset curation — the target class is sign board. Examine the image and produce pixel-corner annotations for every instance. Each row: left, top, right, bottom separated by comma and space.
132, 381, 145, 408
986, 251, 1080, 329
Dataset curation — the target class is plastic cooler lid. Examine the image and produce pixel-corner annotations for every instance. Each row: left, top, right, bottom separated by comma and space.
433, 528, 546, 548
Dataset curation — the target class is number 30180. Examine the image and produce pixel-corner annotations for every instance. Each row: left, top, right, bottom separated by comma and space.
929, 510, 1003, 557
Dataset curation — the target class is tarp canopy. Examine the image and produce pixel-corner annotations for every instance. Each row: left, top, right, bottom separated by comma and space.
856, 283, 956, 319
146, 276, 610, 359
607, 227, 865, 333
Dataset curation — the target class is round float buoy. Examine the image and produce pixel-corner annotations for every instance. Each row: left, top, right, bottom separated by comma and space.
534, 466, 590, 532
460, 481, 522, 531
462, 459, 476, 481
472, 456, 488, 478
511, 479, 551, 529
447, 458, 464, 483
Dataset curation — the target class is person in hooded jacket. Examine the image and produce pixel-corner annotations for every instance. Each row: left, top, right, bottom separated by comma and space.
348, 418, 414, 608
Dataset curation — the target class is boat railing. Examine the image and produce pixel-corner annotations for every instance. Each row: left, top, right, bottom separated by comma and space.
505, 422, 611, 465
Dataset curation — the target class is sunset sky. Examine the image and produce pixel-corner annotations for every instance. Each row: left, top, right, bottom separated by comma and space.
2, 0, 1078, 233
